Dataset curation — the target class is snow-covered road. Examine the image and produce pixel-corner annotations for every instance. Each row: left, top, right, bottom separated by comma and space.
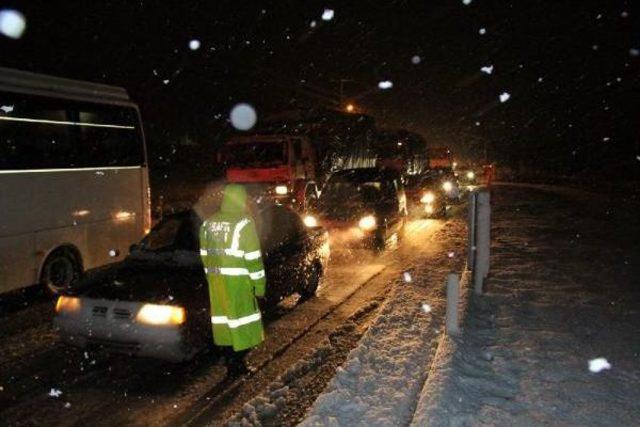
0, 207, 463, 426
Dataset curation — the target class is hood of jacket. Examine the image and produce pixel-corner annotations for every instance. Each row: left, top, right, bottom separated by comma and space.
220, 184, 248, 213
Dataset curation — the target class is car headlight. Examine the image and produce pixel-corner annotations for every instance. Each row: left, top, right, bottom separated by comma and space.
136, 304, 185, 326
466, 171, 475, 180
275, 185, 288, 195
420, 191, 436, 204
425, 204, 435, 214
55, 296, 80, 313
442, 181, 453, 192
303, 215, 318, 227
358, 215, 377, 230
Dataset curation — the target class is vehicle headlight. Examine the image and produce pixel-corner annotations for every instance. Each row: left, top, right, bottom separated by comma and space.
425, 205, 435, 214
55, 296, 80, 313
358, 215, 377, 231
442, 181, 453, 192
420, 191, 436, 204
136, 304, 185, 326
303, 215, 318, 228
275, 185, 288, 195
466, 171, 475, 180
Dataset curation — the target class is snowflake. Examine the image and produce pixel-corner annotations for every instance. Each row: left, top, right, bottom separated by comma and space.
411, 55, 421, 65
189, 39, 201, 51
479, 27, 486, 35
0, 105, 14, 113
230, 103, 257, 131
403, 271, 412, 282
499, 92, 511, 103
48, 388, 63, 398
321, 9, 334, 21
0, 9, 26, 39
421, 303, 432, 313
480, 65, 493, 75
378, 80, 393, 90
462, 0, 472, 5
588, 358, 611, 373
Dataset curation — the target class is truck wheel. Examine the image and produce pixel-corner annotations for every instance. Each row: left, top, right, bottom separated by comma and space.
299, 263, 321, 301
41, 248, 82, 295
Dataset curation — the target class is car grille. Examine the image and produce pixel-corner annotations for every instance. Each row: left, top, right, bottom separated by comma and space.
113, 308, 132, 320
91, 305, 133, 321
92, 306, 108, 318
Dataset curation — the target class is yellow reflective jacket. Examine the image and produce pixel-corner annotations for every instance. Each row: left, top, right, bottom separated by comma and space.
199, 184, 266, 351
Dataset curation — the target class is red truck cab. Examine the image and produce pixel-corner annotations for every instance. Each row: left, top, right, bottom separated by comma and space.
222, 135, 319, 210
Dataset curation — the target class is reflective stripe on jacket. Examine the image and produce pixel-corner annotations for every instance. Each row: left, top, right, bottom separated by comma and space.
199, 184, 267, 351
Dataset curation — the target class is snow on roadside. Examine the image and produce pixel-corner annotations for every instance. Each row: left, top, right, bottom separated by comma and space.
300, 220, 466, 426
411, 186, 640, 426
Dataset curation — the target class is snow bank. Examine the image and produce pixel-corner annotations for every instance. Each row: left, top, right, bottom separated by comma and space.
300, 221, 466, 426
410, 185, 640, 425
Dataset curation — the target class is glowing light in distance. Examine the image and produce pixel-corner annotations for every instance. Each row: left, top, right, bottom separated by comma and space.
421, 192, 435, 204
358, 215, 376, 230
303, 215, 318, 228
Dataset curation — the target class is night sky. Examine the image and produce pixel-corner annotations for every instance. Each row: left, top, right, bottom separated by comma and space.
1, 0, 638, 179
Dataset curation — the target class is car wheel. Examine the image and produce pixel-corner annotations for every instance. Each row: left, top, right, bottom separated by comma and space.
299, 263, 321, 301
41, 248, 82, 295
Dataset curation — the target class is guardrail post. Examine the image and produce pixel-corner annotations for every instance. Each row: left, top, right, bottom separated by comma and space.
446, 273, 460, 336
467, 191, 477, 269
473, 191, 491, 294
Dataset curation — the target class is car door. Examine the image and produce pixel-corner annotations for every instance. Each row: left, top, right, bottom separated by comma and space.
256, 205, 305, 302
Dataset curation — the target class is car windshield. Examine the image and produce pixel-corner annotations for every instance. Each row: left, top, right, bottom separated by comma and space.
138, 215, 198, 252
225, 141, 286, 168
322, 178, 385, 206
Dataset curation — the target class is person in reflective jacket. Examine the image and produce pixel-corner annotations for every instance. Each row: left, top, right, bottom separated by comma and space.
199, 184, 266, 362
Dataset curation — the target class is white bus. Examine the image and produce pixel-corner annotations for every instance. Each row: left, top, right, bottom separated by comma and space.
0, 67, 151, 294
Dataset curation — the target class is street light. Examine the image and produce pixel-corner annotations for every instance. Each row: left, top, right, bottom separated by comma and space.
345, 103, 355, 113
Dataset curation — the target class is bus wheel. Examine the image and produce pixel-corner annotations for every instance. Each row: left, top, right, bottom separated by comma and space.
41, 249, 82, 295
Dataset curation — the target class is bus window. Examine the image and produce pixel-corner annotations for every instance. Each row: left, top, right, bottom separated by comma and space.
0, 94, 77, 169
77, 107, 143, 167
0, 91, 144, 169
